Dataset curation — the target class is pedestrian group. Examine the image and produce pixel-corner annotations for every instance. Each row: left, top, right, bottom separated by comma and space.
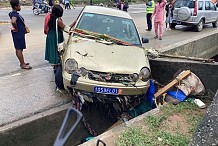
8, 0, 175, 71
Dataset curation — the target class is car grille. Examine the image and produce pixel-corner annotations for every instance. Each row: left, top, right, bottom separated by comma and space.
88, 70, 132, 83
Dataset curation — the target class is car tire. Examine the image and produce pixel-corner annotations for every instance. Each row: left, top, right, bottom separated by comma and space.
212, 19, 218, 28
170, 23, 177, 29
194, 19, 204, 32
55, 65, 65, 90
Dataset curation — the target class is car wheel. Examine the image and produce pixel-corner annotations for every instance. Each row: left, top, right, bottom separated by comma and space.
170, 23, 176, 29
33, 8, 39, 15
212, 19, 218, 28
55, 65, 65, 90
194, 19, 204, 32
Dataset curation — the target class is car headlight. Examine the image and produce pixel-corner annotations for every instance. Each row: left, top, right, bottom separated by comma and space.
139, 67, 151, 81
130, 73, 139, 82
79, 67, 88, 76
65, 59, 78, 74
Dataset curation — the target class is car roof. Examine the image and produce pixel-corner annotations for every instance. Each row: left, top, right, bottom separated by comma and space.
82, 6, 132, 19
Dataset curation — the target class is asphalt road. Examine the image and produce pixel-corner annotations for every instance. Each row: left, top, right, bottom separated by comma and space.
0, 4, 217, 126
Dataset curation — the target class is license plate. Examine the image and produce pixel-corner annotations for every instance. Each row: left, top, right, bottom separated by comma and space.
94, 86, 119, 95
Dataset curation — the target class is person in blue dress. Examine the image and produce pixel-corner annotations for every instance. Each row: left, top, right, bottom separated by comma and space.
9, 0, 32, 69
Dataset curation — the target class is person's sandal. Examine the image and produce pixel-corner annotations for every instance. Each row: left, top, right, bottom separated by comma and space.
21, 65, 32, 70
154, 36, 158, 39
159, 37, 162, 40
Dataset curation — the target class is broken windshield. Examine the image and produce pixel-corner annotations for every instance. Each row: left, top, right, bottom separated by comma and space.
75, 12, 141, 46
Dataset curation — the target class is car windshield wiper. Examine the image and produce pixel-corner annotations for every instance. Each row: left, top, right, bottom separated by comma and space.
71, 28, 133, 46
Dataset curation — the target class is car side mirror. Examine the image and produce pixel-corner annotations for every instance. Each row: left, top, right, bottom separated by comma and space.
142, 37, 149, 43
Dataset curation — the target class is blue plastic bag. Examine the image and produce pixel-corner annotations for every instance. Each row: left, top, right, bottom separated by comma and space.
147, 80, 156, 107
167, 89, 187, 102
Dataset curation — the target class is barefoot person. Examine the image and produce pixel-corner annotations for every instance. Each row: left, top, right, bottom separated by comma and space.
151, 0, 167, 40
9, 0, 32, 69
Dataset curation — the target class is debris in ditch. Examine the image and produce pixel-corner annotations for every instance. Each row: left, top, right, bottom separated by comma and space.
155, 70, 206, 107
159, 54, 215, 63
176, 72, 205, 96
193, 98, 206, 108
154, 70, 191, 100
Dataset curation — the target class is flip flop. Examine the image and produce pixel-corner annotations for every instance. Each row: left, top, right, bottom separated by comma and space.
21, 65, 32, 70
20, 63, 30, 67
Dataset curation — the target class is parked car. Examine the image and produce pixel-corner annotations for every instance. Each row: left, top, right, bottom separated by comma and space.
55, 6, 150, 104
171, 0, 218, 31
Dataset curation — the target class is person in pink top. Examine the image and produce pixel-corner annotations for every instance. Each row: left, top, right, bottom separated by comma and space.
151, 0, 167, 40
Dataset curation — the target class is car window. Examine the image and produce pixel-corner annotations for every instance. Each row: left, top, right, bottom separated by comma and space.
174, 0, 195, 8
205, 1, 210, 10
76, 12, 141, 46
209, 1, 216, 10
198, 1, 203, 10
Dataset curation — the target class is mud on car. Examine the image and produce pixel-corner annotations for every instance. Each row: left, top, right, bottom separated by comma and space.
55, 6, 151, 108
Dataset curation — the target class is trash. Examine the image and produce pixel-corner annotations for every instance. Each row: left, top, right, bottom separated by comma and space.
158, 137, 163, 141
164, 94, 180, 105
193, 98, 206, 109
154, 70, 191, 99
167, 89, 187, 102
147, 80, 156, 108
177, 72, 205, 96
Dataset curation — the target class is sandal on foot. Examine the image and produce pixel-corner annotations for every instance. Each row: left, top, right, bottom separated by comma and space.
21, 65, 32, 70
154, 36, 158, 39
20, 63, 29, 67
159, 37, 162, 40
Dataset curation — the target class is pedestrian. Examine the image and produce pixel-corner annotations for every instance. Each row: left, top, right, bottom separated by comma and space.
117, 0, 129, 12
9, 0, 32, 69
146, 0, 155, 31
48, 0, 53, 7
45, 5, 64, 73
165, 0, 174, 30
151, 0, 167, 40
65, 0, 71, 9
45, 5, 75, 73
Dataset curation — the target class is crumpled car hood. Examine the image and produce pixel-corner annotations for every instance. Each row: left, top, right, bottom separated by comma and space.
67, 39, 150, 74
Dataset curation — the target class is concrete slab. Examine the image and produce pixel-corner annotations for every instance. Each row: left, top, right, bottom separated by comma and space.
0, 65, 71, 126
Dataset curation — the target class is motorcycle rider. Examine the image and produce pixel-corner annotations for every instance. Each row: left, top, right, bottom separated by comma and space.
37, 0, 46, 12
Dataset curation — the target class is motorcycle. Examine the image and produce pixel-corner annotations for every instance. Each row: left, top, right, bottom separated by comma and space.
33, 1, 51, 15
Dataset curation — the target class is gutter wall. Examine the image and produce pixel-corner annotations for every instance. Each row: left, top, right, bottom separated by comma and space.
160, 30, 218, 58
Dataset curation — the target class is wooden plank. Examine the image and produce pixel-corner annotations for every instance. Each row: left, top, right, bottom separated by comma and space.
154, 70, 191, 99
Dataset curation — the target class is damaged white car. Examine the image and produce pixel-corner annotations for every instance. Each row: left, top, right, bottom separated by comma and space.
55, 6, 151, 104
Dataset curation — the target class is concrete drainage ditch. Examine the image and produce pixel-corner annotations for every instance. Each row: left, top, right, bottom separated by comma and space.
0, 31, 218, 146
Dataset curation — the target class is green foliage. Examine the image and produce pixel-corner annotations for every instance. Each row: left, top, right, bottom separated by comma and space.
117, 102, 205, 146
146, 115, 166, 129
116, 128, 147, 146
161, 102, 199, 117
157, 131, 190, 146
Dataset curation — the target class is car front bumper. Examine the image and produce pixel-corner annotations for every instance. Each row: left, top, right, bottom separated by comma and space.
63, 71, 150, 96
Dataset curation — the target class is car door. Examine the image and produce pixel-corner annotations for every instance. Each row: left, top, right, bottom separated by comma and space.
209, 1, 217, 22
204, 1, 211, 23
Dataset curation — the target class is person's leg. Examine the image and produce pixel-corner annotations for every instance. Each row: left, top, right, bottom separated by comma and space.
154, 22, 158, 38
159, 21, 163, 40
146, 13, 151, 30
16, 49, 31, 69
65, 3, 67, 9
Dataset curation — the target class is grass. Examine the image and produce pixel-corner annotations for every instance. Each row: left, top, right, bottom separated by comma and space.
116, 101, 206, 146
